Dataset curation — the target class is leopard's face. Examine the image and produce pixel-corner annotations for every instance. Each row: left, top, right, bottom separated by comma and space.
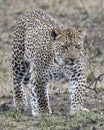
51, 28, 85, 66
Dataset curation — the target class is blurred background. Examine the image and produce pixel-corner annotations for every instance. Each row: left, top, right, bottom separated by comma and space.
0, 0, 104, 94
0, 0, 104, 129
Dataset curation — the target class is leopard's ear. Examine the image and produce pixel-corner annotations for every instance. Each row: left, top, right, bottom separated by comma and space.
78, 29, 86, 39
51, 29, 60, 40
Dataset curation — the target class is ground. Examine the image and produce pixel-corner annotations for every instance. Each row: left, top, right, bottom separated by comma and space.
0, 0, 104, 130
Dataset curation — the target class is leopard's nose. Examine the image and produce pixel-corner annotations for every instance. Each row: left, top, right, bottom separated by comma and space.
70, 58, 75, 63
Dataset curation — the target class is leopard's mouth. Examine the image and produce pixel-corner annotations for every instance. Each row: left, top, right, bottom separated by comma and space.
69, 62, 74, 66
67, 58, 79, 66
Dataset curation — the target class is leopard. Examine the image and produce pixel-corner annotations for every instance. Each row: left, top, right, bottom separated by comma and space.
12, 10, 88, 116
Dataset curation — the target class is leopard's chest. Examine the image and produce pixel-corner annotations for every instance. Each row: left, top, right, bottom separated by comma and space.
47, 65, 64, 81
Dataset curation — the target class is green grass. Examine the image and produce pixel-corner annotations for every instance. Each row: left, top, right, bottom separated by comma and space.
95, 57, 104, 64
87, 73, 95, 82
0, 110, 104, 130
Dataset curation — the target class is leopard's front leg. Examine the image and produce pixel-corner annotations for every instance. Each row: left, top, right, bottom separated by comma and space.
30, 66, 51, 116
64, 64, 89, 113
70, 73, 86, 113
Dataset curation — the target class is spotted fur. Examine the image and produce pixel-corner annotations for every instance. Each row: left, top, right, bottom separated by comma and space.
12, 10, 88, 116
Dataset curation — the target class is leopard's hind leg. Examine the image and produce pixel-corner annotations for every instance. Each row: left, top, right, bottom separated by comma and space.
12, 46, 30, 111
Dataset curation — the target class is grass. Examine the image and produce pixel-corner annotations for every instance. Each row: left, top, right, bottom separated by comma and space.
0, 110, 104, 130
0, 82, 104, 130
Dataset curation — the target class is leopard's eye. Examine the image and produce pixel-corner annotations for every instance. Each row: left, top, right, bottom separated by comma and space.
75, 45, 80, 49
62, 45, 68, 50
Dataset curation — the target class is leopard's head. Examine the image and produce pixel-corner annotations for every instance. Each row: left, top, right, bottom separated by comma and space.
51, 28, 86, 66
